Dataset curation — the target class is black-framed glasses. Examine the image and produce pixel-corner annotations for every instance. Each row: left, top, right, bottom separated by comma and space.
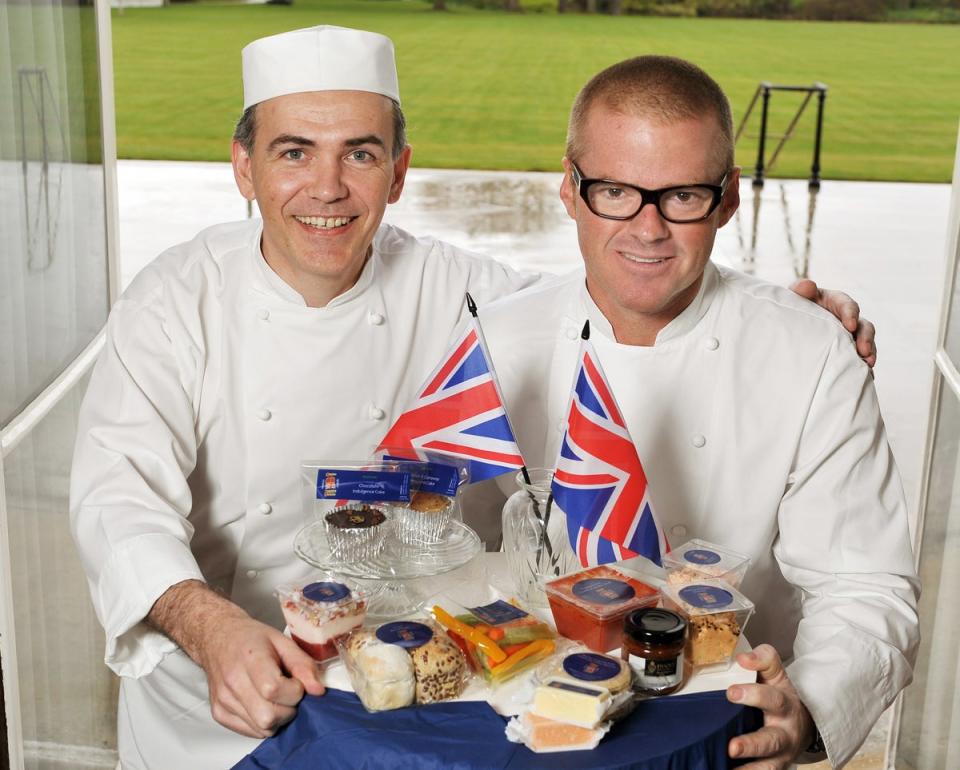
571, 162, 729, 224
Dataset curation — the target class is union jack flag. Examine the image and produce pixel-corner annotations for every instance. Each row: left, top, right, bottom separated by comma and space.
376, 317, 525, 483
551, 334, 667, 567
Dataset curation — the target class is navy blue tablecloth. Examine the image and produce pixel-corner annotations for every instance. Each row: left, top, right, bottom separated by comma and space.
233, 687, 762, 770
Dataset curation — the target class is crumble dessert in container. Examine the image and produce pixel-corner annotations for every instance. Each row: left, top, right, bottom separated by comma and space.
545, 565, 659, 652
275, 577, 366, 662
660, 579, 755, 671
662, 538, 751, 589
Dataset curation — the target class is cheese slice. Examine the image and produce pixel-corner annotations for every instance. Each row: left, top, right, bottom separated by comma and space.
531, 677, 611, 729
522, 713, 605, 753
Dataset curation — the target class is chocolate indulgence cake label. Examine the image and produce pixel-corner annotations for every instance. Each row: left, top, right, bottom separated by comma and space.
315, 469, 412, 502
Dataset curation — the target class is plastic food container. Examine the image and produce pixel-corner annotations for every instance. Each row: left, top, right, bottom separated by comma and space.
337, 619, 469, 711
275, 577, 366, 662
660, 579, 755, 671
432, 599, 556, 685
661, 539, 751, 589
545, 566, 659, 653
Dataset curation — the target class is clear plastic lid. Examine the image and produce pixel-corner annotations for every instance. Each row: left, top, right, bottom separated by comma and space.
661, 539, 751, 588
660, 578, 754, 618
275, 575, 366, 623
544, 565, 660, 621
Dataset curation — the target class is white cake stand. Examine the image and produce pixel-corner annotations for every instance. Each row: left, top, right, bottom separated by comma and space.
293, 519, 483, 619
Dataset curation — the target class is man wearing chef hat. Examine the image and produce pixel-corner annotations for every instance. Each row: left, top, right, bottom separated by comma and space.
479, 55, 919, 769
70, 25, 876, 768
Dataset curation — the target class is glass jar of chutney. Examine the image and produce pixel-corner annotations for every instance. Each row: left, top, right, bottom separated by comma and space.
622, 608, 687, 695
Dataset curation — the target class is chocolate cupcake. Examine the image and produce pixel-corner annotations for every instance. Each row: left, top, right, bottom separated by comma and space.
324, 504, 388, 560
393, 491, 454, 545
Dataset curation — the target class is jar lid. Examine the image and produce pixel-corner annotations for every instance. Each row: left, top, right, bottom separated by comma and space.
624, 608, 686, 644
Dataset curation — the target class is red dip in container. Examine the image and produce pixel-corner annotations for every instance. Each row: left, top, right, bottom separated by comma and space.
545, 565, 659, 652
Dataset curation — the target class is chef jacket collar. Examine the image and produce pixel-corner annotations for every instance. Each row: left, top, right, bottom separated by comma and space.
579, 261, 719, 345
250, 232, 377, 310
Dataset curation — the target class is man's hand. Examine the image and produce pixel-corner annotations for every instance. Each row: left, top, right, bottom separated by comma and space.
726, 644, 816, 769
148, 580, 325, 738
791, 278, 877, 368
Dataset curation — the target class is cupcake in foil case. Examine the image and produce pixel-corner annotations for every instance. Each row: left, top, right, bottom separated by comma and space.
392, 492, 454, 545
323, 503, 389, 561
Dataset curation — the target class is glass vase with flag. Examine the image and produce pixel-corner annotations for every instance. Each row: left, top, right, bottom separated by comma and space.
376, 294, 526, 484
551, 321, 668, 568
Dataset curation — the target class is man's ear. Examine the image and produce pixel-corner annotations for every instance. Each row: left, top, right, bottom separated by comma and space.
387, 144, 413, 204
716, 166, 741, 228
232, 140, 255, 201
559, 157, 577, 220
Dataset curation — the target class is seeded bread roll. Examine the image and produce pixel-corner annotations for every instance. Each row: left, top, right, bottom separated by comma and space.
409, 631, 468, 703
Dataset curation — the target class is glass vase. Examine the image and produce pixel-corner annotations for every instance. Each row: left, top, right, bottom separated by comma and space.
502, 468, 578, 607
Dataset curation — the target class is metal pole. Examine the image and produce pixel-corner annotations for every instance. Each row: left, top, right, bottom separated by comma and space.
810, 85, 827, 190
754, 84, 770, 188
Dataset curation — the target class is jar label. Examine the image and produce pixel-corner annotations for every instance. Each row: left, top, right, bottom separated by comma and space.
470, 600, 528, 626
563, 653, 623, 682
678, 585, 734, 609
572, 578, 636, 605
683, 548, 721, 565
376, 621, 433, 648
628, 653, 683, 688
302, 581, 350, 603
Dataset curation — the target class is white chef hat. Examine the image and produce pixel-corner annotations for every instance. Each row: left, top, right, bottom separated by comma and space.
241, 25, 400, 110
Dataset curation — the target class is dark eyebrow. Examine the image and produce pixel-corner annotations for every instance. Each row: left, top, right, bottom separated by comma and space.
266, 134, 316, 153
345, 134, 386, 150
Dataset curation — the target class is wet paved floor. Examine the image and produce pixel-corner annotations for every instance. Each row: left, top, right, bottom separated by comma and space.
119, 160, 950, 527
118, 160, 952, 768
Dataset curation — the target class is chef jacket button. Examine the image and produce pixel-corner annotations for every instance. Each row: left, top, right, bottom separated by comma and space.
368, 311, 385, 326
565, 327, 578, 340
671, 524, 688, 537
256, 308, 270, 321
692, 434, 706, 448
369, 406, 386, 420
557, 419, 565, 432
706, 337, 719, 351
256, 408, 272, 421
258, 502, 272, 515
246, 570, 258, 579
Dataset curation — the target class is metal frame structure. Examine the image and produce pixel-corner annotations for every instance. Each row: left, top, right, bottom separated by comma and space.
735, 82, 828, 189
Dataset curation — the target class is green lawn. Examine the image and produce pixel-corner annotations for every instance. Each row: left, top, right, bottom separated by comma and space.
111, 0, 960, 182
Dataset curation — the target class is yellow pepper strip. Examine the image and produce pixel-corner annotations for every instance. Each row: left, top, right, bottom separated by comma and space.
432, 605, 507, 663
490, 638, 556, 676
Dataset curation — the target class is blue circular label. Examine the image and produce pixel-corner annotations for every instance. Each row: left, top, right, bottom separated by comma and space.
684, 548, 722, 565
375, 621, 433, 649
302, 581, 350, 603
571, 578, 636, 605
562, 653, 623, 682
679, 585, 734, 609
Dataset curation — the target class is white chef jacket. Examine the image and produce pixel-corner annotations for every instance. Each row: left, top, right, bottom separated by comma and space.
69, 219, 537, 768
479, 262, 919, 769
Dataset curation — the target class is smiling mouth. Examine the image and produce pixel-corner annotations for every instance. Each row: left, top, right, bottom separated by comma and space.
621, 252, 670, 264
294, 215, 357, 230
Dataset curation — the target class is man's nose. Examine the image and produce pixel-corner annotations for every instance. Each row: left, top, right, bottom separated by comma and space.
306, 157, 348, 202
626, 199, 671, 242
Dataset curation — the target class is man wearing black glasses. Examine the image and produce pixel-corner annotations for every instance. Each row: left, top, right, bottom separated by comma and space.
481, 56, 919, 769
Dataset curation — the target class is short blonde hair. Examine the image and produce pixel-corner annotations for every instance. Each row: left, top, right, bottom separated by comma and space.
566, 55, 734, 176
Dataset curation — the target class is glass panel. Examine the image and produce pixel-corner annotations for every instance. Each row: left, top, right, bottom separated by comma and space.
3, 370, 119, 770
0, 0, 110, 429
896, 375, 960, 769
945, 228, 960, 366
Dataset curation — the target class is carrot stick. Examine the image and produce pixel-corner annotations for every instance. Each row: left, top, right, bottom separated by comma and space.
432, 605, 507, 663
